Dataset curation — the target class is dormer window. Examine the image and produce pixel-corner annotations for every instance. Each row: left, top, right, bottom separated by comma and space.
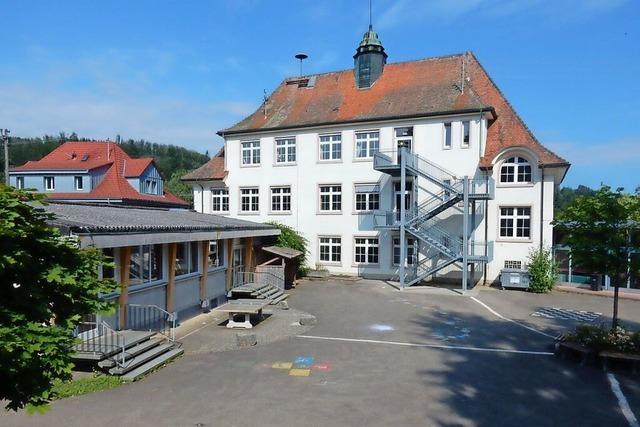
74, 176, 83, 190
15, 177, 24, 189
500, 156, 532, 183
44, 176, 55, 191
144, 179, 157, 194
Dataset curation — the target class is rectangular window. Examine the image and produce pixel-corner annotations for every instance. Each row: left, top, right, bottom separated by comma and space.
208, 240, 224, 269
15, 176, 24, 189
74, 176, 84, 190
319, 134, 342, 161
504, 260, 523, 269
271, 186, 291, 212
354, 237, 379, 264
393, 238, 417, 266
499, 207, 531, 239
275, 137, 296, 164
443, 123, 452, 149
319, 185, 342, 212
462, 121, 470, 147
129, 244, 163, 285
319, 236, 341, 263
354, 183, 380, 211
355, 131, 380, 159
211, 188, 230, 212
176, 241, 199, 276
241, 141, 261, 165
44, 176, 55, 191
240, 187, 260, 213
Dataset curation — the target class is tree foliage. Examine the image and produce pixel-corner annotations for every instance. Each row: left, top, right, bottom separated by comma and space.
555, 185, 640, 328
527, 247, 557, 293
0, 185, 119, 411
165, 169, 194, 204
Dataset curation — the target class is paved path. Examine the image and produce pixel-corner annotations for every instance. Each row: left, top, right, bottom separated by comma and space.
3, 280, 639, 426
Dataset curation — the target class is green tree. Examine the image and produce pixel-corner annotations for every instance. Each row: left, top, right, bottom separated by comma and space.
527, 247, 557, 293
166, 169, 194, 204
266, 222, 309, 274
555, 186, 640, 329
0, 185, 119, 411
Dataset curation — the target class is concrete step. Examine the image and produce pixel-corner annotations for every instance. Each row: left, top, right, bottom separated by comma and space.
260, 288, 280, 298
98, 338, 163, 369
271, 293, 289, 305
109, 343, 174, 375
121, 348, 184, 381
72, 330, 156, 361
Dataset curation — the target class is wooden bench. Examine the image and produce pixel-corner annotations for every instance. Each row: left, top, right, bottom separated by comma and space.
601, 351, 640, 375
556, 340, 596, 365
216, 299, 270, 329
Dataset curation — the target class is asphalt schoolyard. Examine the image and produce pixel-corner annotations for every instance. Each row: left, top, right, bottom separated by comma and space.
3, 279, 639, 427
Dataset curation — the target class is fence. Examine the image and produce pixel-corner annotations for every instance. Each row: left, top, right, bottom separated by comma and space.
124, 304, 176, 342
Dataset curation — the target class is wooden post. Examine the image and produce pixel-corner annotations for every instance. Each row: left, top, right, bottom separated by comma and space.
200, 241, 210, 301
245, 237, 254, 271
166, 243, 177, 313
118, 246, 131, 330
225, 239, 234, 291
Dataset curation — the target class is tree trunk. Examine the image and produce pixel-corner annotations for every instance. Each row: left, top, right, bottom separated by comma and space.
612, 279, 620, 330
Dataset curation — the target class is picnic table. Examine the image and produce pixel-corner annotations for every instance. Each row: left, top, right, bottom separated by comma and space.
216, 299, 270, 329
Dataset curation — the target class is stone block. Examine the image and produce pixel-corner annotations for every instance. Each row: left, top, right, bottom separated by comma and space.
236, 332, 257, 348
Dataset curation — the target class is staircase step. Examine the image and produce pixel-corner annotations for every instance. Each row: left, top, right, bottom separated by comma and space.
121, 348, 184, 381
109, 343, 174, 375
98, 338, 163, 369
271, 293, 289, 304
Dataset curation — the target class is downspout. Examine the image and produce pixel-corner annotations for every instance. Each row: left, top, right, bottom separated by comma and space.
198, 184, 205, 213
479, 110, 489, 285
539, 166, 545, 249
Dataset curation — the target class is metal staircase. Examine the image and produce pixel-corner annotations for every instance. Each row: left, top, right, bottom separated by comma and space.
373, 147, 494, 290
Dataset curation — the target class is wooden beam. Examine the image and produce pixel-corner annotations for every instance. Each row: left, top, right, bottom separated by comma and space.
166, 243, 177, 313
245, 237, 254, 271
200, 241, 210, 302
118, 246, 131, 330
225, 239, 234, 291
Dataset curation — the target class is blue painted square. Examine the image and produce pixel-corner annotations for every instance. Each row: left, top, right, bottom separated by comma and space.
293, 356, 314, 367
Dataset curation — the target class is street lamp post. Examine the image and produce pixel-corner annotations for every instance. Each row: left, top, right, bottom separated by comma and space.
2, 129, 10, 186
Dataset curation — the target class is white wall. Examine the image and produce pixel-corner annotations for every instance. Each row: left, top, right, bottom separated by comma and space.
196, 114, 559, 283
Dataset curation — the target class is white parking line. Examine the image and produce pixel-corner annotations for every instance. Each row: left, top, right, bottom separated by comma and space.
470, 296, 556, 339
296, 335, 554, 356
607, 373, 639, 427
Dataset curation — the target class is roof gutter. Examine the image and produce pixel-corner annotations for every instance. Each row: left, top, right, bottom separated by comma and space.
217, 107, 495, 137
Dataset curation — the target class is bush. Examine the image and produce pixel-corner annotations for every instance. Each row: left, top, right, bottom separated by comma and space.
266, 222, 309, 274
567, 324, 640, 354
527, 247, 558, 293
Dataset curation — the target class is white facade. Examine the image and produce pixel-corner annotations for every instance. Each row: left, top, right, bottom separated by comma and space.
190, 113, 564, 284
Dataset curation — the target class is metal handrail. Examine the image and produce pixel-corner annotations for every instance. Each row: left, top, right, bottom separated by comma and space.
232, 268, 284, 290
73, 321, 127, 368
125, 304, 176, 342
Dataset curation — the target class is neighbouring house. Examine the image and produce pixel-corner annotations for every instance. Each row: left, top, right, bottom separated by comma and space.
10, 141, 189, 208
182, 25, 570, 289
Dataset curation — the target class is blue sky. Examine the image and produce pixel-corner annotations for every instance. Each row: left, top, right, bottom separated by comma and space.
1, 0, 639, 189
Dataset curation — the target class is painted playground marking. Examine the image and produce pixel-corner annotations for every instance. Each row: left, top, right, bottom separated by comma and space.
296, 335, 554, 356
532, 307, 602, 322
470, 297, 555, 339
270, 356, 332, 377
369, 324, 395, 332
607, 373, 639, 427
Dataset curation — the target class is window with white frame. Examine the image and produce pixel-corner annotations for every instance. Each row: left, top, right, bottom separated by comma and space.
461, 121, 470, 147
443, 123, 452, 149
208, 240, 224, 269
319, 134, 342, 161
271, 186, 291, 212
129, 244, 163, 285
240, 188, 260, 213
175, 241, 199, 276
319, 185, 342, 212
211, 188, 229, 213
15, 176, 24, 189
241, 140, 261, 165
354, 183, 380, 211
504, 260, 523, 269
393, 237, 417, 266
355, 131, 380, 159
74, 176, 83, 190
44, 176, 55, 191
500, 156, 532, 184
499, 207, 531, 239
319, 236, 341, 263
354, 237, 379, 264
275, 137, 296, 164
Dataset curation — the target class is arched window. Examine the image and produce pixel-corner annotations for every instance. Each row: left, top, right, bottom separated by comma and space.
500, 156, 532, 183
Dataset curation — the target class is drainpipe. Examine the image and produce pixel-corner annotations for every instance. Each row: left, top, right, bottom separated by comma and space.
539, 166, 545, 249
198, 184, 205, 213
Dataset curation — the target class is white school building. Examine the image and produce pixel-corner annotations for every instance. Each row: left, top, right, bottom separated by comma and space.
182, 26, 569, 289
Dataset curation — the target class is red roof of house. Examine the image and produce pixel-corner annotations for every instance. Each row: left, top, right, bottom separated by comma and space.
181, 155, 226, 182
219, 52, 567, 170
12, 141, 189, 208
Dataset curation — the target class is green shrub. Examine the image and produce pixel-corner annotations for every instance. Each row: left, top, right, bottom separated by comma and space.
567, 324, 639, 354
527, 247, 558, 293
266, 222, 309, 274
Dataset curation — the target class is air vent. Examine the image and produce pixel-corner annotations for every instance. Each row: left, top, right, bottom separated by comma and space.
285, 76, 316, 88
81, 153, 89, 161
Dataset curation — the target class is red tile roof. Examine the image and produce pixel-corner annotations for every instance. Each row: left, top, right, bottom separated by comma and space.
181, 155, 226, 182
12, 141, 189, 208
219, 52, 567, 169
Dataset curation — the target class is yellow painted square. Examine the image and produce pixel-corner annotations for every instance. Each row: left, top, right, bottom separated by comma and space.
288, 368, 311, 377
272, 362, 293, 370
